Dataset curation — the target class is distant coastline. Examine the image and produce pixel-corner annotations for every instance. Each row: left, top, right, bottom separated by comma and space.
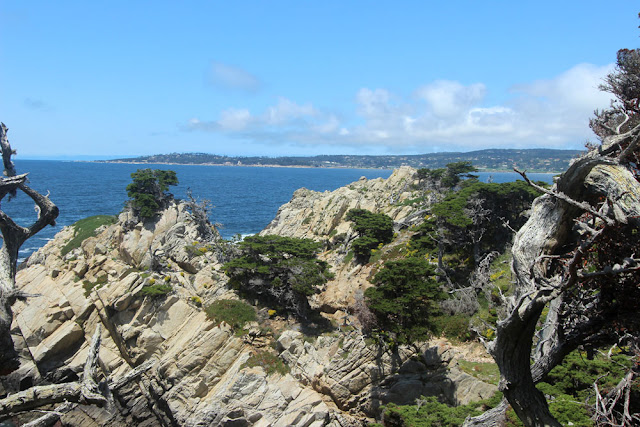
97, 148, 582, 174
97, 160, 560, 174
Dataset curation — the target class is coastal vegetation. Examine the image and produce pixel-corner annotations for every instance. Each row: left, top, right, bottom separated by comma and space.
61, 215, 117, 257
345, 209, 394, 263
365, 257, 445, 345
223, 235, 333, 316
205, 299, 257, 330
126, 168, 178, 219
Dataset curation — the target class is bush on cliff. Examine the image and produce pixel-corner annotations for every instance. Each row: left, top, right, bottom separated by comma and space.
61, 215, 117, 257
126, 169, 178, 219
345, 209, 394, 263
365, 257, 445, 345
223, 235, 333, 316
205, 299, 256, 330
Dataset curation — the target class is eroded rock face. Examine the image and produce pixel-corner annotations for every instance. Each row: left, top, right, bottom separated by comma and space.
261, 167, 418, 240
261, 167, 424, 315
5, 175, 496, 426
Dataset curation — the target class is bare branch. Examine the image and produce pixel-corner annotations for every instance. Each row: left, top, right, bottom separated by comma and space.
0, 123, 16, 178
21, 402, 76, 427
514, 168, 615, 227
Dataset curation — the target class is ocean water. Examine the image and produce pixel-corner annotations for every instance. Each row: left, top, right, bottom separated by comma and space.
2, 160, 555, 261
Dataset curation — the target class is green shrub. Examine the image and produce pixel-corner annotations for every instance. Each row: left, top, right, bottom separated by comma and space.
205, 299, 256, 329
533, 350, 636, 425
61, 215, 117, 256
365, 257, 445, 344
126, 169, 178, 219
82, 274, 108, 296
346, 209, 394, 263
243, 350, 289, 376
343, 250, 354, 264
223, 235, 332, 316
431, 314, 472, 342
383, 393, 502, 427
140, 283, 172, 297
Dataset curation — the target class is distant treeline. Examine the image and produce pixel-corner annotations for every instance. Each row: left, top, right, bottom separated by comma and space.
103, 148, 584, 172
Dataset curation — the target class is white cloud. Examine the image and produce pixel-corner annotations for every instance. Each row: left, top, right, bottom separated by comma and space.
265, 98, 317, 125
218, 108, 252, 131
187, 63, 616, 152
210, 61, 261, 92
416, 80, 486, 118
356, 88, 393, 118
186, 97, 338, 142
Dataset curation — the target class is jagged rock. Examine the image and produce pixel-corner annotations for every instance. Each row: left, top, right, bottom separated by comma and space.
261, 167, 422, 315
5, 178, 497, 426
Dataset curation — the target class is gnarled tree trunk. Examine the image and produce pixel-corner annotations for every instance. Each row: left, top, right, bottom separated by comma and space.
466, 122, 640, 425
0, 122, 59, 374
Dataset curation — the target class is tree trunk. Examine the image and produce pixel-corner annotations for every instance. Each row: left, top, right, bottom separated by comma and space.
0, 122, 59, 373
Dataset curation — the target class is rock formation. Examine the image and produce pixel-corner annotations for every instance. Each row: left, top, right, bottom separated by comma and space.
2, 170, 496, 426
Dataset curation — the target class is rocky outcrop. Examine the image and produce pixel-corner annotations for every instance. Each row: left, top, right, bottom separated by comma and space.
3, 173, 496, 426
261, 167, 426, 315
262, 167, 419, 241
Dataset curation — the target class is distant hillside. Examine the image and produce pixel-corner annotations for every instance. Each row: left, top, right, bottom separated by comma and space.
103, 148, 584, 172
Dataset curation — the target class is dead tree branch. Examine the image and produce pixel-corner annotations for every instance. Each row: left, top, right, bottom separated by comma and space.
0, 326, 106, 415
0, 123, 59, 373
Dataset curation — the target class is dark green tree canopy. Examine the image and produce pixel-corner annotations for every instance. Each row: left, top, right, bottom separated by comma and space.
224, 235, 333, 316
345, 209, 394, 262
417, 161, 478, 189
365, 257, 445, 344
126, 169, 178, 219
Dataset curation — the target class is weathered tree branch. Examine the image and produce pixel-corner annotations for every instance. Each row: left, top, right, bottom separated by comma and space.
472, 140, 640, 426
0, 326, 106, 415
21, 402, 76, 427
0, 122, 59, 373
0, 324, 157, 424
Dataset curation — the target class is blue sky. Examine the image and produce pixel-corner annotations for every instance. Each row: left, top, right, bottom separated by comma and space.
1, 2, 638, 159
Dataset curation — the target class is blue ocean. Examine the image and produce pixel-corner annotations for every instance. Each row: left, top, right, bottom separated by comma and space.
3, 160, 555, 261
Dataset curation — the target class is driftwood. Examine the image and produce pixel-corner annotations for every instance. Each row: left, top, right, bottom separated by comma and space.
0, 325, 157, 425
0, 122, 59, 373
0, 327, 106, 415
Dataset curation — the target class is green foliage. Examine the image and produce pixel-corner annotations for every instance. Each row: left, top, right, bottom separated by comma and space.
82, 274, 108, 296
344, 250, 354, 264
224, 235, 332, 315
408, 179, 541, 281
243, 350, 290, 376
431, 180, 540, 229
430, 314, 472, 342
61, 215, 117, 256
495, 350, 638, 426
457, 360, 501, 385
140, 283, 172, 297
126, 169, 178, 218
365, 258, 445, 344
382, 393, 502, 427
205, 299, 257, 329
417, 161, 478, 189
345, 209, 394, 263
539, 349, 633, 401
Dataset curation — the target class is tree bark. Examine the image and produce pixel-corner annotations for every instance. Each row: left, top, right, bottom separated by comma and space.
0, 122, 59, 374
0, 327, 106, 415
470, 129, 640, 426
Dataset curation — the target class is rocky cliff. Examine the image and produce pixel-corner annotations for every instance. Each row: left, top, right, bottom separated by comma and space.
2, 170, 496, 426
